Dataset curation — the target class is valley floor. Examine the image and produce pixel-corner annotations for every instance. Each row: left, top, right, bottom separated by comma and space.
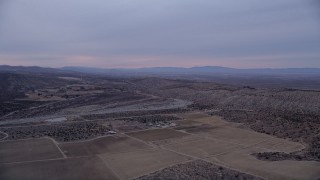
1, 112, 319, 180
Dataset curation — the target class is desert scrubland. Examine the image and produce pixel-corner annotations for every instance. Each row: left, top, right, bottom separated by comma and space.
0, 70, 319, 180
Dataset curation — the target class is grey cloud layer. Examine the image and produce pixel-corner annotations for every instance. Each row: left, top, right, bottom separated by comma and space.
0, 0, 319, 67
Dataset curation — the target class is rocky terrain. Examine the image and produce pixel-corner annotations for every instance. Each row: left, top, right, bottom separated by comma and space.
0, 121, 110, 142
253, 152, 316, 161
0, 114, 182, 142
136, 160, 263, 180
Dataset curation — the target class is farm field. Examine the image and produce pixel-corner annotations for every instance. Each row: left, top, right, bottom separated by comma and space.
0, 156, 118, 180
126, 128, 189, 142
210, 148, 320, 180
99, 148, 192, 179
125, 112, 320, 180
0, 112, 319, 179
59, 136, 152, 157
0, 112, 320, 179
0, 138, 63, 163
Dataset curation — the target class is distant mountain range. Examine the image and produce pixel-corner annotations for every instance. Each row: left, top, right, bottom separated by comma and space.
1, 65, 320, 76
0, 65, 68, 74
62, 66, 320, 75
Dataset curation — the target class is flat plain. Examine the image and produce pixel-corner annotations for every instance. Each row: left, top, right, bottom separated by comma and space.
59, 136, 152, 157
210, 148, 320, 180
126, 128, 189, 142
0, 112, 319, 180
99, 148, 192, 179
0, 138, 63, 163
0, 156, 118, 180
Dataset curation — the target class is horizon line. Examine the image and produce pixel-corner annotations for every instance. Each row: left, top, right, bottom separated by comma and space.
1, 64, 320, 70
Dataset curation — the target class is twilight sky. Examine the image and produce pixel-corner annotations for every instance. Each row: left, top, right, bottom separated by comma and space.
0, 0, 319, 68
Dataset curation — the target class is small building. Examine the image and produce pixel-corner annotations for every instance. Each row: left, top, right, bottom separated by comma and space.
108, 131, 117, 134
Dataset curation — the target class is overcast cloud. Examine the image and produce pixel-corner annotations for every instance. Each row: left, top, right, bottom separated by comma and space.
0, 0, 319, 68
